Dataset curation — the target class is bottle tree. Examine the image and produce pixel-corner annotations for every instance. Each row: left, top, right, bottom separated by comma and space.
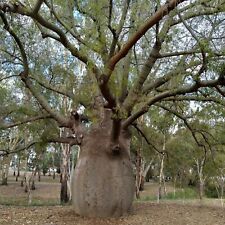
1, 0, 225, 217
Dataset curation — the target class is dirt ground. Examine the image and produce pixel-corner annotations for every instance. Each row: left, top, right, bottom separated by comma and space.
1, 175, 225, 225
0, 202, 225, 225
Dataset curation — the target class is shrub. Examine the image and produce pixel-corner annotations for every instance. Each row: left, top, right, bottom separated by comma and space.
205, 183, 218, 198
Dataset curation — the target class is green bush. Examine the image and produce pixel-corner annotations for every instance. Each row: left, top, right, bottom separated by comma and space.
205, 183, 218, 198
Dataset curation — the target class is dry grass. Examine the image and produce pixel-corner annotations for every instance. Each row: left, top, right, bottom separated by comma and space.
0, 202, 225, 225
0, 173, 60, 205
1, 175, 225, 224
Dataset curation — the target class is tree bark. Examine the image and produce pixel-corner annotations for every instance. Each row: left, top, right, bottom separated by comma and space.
158, 135, 166, 201
135, 147, 142, 199
72, 115, 135, 217
1, 162, 10, 185
60, 138, 71, 203
195, 159, 205, 200
199, 179, 204, 200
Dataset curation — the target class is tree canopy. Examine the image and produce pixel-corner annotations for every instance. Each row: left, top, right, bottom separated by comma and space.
0, 0, 225, 152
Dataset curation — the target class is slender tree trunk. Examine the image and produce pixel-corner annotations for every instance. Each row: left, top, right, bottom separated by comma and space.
199, 178, 204, 200
38, 169, 41, 182
139, 159, 154, 192
17, 157, 20, 177
1, 162, 9, 185
220, 179, 224, 207
215, 175, 224, 207
173, 176, 177, 197
135, 147, 142, 199
2, 170, 8, 185
158, 135, 166, 201
60, 138, 71, 203
16, 158, 20, 182
24, 171, 35, 205
52, 154, 56, 179
195, 159, 205, 200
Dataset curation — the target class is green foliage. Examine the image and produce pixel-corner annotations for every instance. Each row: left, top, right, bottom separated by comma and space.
205, 182, 218, 198
1, 1, 225, 194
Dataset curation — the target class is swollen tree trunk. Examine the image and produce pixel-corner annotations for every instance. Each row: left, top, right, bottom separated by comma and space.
72, 113, 135, 217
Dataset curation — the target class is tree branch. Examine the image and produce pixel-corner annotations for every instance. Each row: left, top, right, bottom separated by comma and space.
142, 58, 201, 94
122, 14, 174, 113
30, 75, 74, 99
0, 141, 36, 157
107, 0, 187, 71
163, 95, 225, 107
155, 103, 211, 149
21, 77, 70, 127
132, 123, 163, 154
0, 11, 29, 76
0, 114, 52, 129
123, 77, 225, 128
33, 0, 44, 14
108, 0, 130, 57
0, 136, 79, 157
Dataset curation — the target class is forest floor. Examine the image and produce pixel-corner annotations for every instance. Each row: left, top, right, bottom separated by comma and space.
1, 202, 225, 225
0, 174, 225, 225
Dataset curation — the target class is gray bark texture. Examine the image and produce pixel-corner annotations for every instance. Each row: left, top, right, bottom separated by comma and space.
72, 116, 135, 217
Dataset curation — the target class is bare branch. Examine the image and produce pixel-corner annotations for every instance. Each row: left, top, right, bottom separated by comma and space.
0, 74, 19, 82
0, 141, 36, 157
123, 77, 225, 128
21, 77, 70, 127
0, 114, 52, 129
30, 75, 74, 99
155, 103, 208, 149
108, 0, 187, 71
215, 86, 225, 97
33, 0, 44, 14
163, 96, 225, 106
109, 0, 130, 57
177, 10, 207, 80
0, 136, 79, 157
159, 50, 224, 58
132, 123, 163, 155
173, 1, 225, 27
122, 15, 175, 113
